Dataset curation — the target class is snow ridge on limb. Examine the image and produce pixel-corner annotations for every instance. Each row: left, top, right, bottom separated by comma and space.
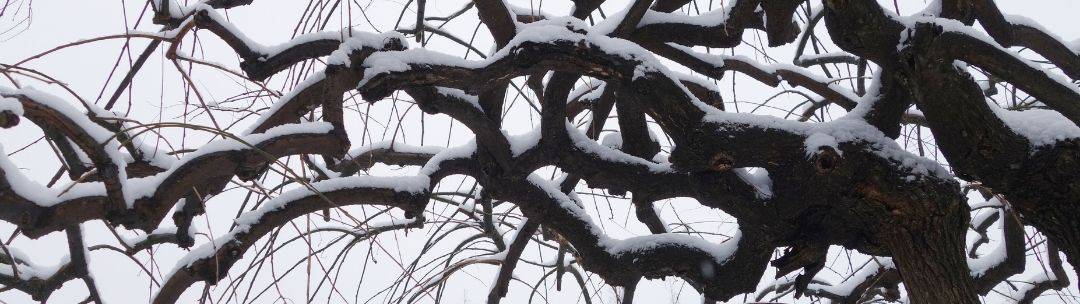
628, 0, 802, 48
152, 176, 429, 304
484, 174, 773, 300
0, 87, 130, 204
148, 1, 408, 135
0, 121, 344, 237
151, 140, 481, 304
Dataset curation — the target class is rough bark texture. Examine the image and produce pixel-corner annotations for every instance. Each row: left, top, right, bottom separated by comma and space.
1, 0, 1077, 303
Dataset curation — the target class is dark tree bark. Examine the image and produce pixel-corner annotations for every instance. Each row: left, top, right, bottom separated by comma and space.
1, 0, 1077, 302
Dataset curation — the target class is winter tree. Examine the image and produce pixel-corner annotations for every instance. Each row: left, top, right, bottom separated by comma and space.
0, 0, 1078, 303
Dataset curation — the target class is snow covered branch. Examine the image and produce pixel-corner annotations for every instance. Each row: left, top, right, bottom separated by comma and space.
5, 0, 1080, 302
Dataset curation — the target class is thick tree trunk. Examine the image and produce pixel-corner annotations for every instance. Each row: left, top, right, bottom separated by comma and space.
1007, 144, 1080, 279
883, 218, 979, 304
